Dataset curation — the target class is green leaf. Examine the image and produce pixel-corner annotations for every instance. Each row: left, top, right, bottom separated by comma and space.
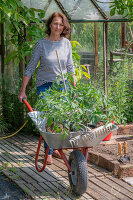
38, 11, 45, 19
28, 9, 35, 18
83, 72, 90, 79
81, 65, 87, 70
4, 7, 12, 18
47, 118, 53, 127
5, 51, 18, 64
110, 8, 116, 16
71, 40, 82, 47
56, 128, 62, 133
15, 0, 24, 8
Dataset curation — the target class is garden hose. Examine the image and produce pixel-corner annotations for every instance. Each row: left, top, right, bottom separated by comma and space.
0, 120, 28, 140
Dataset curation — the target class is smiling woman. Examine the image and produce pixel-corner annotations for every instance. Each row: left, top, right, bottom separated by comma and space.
18, 12, 76, 165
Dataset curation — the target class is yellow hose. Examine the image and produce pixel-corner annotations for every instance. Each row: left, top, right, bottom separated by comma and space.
0, 120, 28, 140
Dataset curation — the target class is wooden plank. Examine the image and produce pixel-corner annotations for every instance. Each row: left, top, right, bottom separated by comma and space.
0, 139, 89, 199
2, 134, 133, 200
107, 176, 133, 193
3, 136, 90, 198
9, 141, 91, 200
98, 176, 133, 199
9, 136, 98, 182
0, 154, 67, 200
6, 136, 95, 200
2, 138, 69, 183
87, 164, 104, 177
0, 163, 44, 200
87, 179, 119, 200
86, 186, 108, 200
89, 177, 131, 200
0, 142, 66, 184
0, 144, 69, 199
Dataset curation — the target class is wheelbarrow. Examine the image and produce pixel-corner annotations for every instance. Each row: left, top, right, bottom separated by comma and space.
23, 99, 118, 195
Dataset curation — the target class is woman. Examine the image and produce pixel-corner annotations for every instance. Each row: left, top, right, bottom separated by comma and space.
18, 12, 76, 164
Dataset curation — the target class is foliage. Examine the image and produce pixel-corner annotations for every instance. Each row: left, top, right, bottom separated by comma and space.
35, 75, 107, 136
0, 0, 46, 65
71, 22, 122, 56
71, 41, 90, 81
106, 59, 133, 124
110, 0, 133, 20
1, 73, 38, 133
0, 116, 9, 134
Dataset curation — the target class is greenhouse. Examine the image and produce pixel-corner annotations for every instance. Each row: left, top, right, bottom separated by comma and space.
0, 0, 133, 199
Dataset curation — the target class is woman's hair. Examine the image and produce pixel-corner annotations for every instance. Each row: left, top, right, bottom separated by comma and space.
45, 12, 71, 39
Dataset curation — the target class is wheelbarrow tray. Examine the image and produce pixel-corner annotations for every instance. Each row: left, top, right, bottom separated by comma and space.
28, 111, 118, 149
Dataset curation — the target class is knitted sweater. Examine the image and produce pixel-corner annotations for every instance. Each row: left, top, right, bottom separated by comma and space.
24, 37, 75, 87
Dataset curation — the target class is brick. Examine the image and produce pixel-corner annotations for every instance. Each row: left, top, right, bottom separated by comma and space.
88, 151, 99, 165
117, 124, 133, 135
118, 164, 133, 178
98, 154, 119, 175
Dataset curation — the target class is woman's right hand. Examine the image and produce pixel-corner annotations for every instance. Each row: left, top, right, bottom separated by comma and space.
18, 91, 27, 103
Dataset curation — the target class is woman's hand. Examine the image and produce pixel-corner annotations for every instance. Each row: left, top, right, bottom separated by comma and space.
18, 91, 27, 103
18, 75, 30, 102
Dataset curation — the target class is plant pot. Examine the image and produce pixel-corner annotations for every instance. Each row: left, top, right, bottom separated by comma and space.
102, 132, 112, 141
102, 119, 115, 141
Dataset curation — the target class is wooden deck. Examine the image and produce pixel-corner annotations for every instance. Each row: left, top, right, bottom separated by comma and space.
0, 133, 133, 200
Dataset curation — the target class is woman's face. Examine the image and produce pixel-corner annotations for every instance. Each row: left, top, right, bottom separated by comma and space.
50, 16, 64, 37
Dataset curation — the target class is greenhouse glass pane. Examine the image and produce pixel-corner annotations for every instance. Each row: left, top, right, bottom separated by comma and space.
95, 0, 123, 19
21, 0, 31, 8
22, 0, 62, 19
21, 0, 125, 21
60, 0, 104, 20
22, 0, 48, 10
43, 1, 62, 19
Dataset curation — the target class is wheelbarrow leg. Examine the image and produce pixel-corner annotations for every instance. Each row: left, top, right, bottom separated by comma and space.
81, 147, 89, 162
35, 135, 49, 172
58, 149, 72, 172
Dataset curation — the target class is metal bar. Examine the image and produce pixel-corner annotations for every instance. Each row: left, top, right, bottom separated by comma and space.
90, 0, 108, 20
121, 22, 126, 48
35, 136, 48, 172
94, 22, 98, 84
84, 148, 89, 162
35, 19, 131, 23
44, 0, 52, 12
58, 149, 72, 172
103, 22, 108, 114
67, 0, 82, 17
54, 0, 71, 20
128, 22, 133, 40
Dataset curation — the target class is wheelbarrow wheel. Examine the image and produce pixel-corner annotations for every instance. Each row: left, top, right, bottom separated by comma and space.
68, 150, 88, 195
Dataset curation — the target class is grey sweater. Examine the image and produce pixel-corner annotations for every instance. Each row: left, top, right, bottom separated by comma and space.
24, 37, 75, 87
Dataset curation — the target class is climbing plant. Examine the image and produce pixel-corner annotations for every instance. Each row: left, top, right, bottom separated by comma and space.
110, 0, 133, 21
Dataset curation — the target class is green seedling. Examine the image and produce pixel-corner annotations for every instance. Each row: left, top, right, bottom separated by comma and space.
17, 162, 24, 167
24, 187, 29, 195
9, 166, 17, 174
2, 162, 9, 169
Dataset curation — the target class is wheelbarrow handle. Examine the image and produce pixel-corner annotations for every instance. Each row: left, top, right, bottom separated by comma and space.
22, 98, 33, 112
